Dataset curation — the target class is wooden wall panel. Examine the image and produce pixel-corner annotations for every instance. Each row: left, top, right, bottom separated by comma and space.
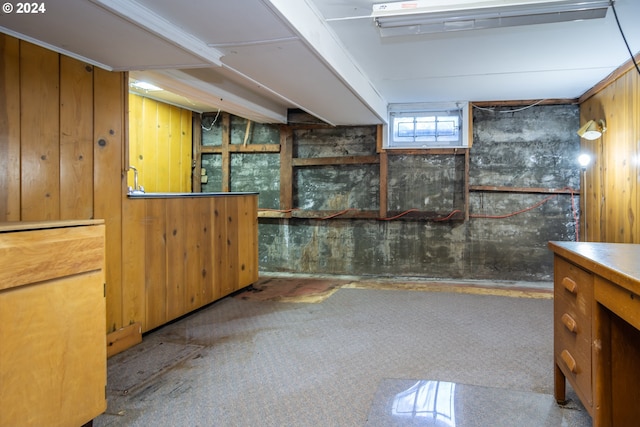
222, 197, 238, 295
213, 197, 227, 299
166, 198, 186, 321
185, 198, 203, 310
145, 199, 167, 331
168, 106, 182, 192
128, 94, 144, 188
93, 68, 124, 332
20, 42, 60, 221
0, 36, 126, 335
181, 109, 193, 192
121, 197, 145, 327
237, 195, 258, 288
60, 56, 94, 220
156, 102, 171, 191
0, 35, 20, 222
141, 97, 159, 191
128, 94, 192, 193
580, 64, 640, 243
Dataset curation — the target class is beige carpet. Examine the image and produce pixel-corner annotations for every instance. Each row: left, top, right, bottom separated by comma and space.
97, 280, 585, 427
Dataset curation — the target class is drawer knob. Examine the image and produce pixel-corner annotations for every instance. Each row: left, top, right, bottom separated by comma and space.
560, 349, 577, 373
562, 277, 577, 293
561, 313, 578, 333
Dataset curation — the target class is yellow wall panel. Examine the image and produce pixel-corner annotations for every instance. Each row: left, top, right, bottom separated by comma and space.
128, 94, 192, 193
156, 102, 171, 191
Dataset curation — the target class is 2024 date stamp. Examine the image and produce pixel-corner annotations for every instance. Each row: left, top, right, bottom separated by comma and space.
2, 2, 47, 14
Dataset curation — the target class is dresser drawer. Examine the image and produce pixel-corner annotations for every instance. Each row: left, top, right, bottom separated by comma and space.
553, 256, 594, 407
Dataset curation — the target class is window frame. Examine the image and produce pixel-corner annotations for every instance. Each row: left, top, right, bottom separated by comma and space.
385, 102, 470, 149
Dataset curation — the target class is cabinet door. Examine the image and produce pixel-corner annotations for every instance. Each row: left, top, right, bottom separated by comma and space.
0, 271, 106, 427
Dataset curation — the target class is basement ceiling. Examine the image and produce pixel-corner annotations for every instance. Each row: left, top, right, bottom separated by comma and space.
1, 0, 639, 125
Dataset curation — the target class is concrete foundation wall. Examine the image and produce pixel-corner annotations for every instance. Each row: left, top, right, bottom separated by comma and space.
201, 105, 581, 282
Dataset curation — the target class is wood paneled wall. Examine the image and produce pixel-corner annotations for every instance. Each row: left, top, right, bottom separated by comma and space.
0, 35, 126, 332
123, 195, 258, 332
580, 64, 640, 243
128, 94, 192, 193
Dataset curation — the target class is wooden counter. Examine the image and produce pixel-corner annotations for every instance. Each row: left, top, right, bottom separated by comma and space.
549, 241, 640, 427
0, 220, 106, 427
122, 193, 258, 333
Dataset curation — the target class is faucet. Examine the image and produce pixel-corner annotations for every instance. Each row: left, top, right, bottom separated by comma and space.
128, 166, 145, 194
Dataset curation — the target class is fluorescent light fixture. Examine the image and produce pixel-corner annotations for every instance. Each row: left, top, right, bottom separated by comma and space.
373, 0, 612, 36
130, 81, 163, 91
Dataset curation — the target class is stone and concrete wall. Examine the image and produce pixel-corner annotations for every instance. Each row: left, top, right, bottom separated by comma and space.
201, 104, 581, 282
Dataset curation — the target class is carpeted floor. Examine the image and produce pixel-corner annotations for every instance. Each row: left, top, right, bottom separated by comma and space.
95, 278, 589, 427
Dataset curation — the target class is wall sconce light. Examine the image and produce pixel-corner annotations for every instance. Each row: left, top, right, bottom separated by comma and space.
578, 153, 591, 170
577, 119, 606, 140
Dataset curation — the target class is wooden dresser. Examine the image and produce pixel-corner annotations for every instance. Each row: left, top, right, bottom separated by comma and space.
549, 241, 640, 427
0, 220, 107, 427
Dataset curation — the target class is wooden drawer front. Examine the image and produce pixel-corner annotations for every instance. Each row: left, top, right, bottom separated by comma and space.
0, 225, 105, 291
554, 256, 594, 406
554, 257, 593, 319
595, 276, 640, 331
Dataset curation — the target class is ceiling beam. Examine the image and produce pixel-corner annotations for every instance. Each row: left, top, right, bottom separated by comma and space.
138, 69, 288, 123
90, 0, 225, 66
264, 0, 388, 123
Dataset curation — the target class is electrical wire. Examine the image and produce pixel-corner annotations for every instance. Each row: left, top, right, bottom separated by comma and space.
472, 99, 547, 113
380, 208, 420, 221
611, 1, 640, 77
257, 189, 581, 242
201, 109, 221, 132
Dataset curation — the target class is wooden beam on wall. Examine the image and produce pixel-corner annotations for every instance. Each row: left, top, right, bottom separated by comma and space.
292, 155, 379, 167
279, 126, 293, 218
377, 125, 388, 218
221, 113, 230, 192
469, 185, 578, 194
192, 113, 202, 193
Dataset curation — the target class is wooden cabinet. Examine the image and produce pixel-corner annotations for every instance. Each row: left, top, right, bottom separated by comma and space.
553, 256, 594, 410
123, 193, 258, 332
550, 241, 640, 427
0, 220, 106, 427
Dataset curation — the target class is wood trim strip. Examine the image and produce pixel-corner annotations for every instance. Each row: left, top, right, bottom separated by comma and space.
470, 185, 577, 194
292, 155, 379, 167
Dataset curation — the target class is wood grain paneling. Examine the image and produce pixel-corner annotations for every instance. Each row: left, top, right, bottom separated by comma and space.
60, 56, 94, 220
128, 94, 192, 193
0, 221, 106, 427
237, 194, 258, 287
0, 36, 125, 336
94, 68, 124, 332
121, 196, 145, 327
0, 35, 20, 222
144, 198, 167, 331
124, 195, 257, 332
0, 224, 104, 291
580, 65, 640, 243
20, 42, 60, 221
166, 197, 186, 320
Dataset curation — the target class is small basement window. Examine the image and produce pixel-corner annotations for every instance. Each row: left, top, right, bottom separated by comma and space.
386, 102, 470, 149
